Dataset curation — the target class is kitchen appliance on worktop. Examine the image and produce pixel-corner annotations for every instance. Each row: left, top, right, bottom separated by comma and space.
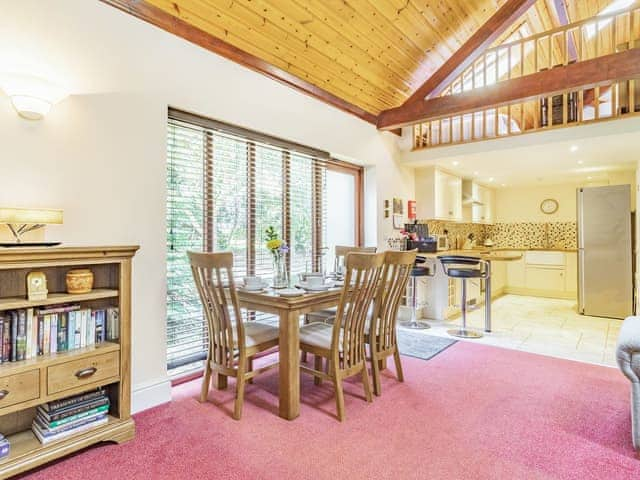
577, 184, 634, 319
404, 222, 437, 253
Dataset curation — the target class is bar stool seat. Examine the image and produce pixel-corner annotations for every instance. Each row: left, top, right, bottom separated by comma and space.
399, 263, 432, 330
438, 256, 489, 339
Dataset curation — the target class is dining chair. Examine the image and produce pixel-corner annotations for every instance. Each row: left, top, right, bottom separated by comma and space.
299, 252, 385, 421
188, 251, 279, 420
367, 250, 417, 396
304, 245, 377, 325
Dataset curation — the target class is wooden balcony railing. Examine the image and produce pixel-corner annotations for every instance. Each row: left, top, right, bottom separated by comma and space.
413, 5, 640, 150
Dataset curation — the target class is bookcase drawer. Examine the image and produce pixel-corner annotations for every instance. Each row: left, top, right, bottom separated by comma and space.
0, 369, 40, 408
47, 352, 120, 395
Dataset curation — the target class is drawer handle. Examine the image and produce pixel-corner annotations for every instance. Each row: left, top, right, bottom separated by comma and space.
75, 367, 97, 379
0, 390, 8, 400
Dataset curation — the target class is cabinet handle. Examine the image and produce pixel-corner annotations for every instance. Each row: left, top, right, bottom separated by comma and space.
0, 390, 9, 400
75, 367, 97, 379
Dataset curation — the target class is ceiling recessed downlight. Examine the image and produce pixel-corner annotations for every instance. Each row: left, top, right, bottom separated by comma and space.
488, 177, 494, 182
577, 160, 584, 165
570, 145, 579, 152
452, 161, 459, 166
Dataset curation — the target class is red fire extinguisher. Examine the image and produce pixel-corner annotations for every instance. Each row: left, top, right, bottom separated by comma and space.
407, 200, 416, 220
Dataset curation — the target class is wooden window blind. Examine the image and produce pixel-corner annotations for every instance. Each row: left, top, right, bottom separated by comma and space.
166, 109, 328, 374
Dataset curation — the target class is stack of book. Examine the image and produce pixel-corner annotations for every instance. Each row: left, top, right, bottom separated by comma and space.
0, 306, 119, 363
32, 390, 110, 445
0, 434, 9, 459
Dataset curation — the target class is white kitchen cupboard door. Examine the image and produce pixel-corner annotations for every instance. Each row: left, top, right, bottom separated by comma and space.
472, 184, 495, 224
525, 266, 565, 291
565, 252, 578, 293
415, 167, 462, 221
506, 256, 526, 288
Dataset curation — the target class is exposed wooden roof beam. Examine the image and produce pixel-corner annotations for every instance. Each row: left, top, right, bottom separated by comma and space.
99, 0, 379, 125
401, 0, 536, 105
377, 48, 640, 130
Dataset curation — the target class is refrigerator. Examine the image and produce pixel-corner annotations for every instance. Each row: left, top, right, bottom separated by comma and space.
577, 184, 633, 319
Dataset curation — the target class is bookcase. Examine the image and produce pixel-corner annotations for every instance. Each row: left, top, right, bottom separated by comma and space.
0, 246, 138, 478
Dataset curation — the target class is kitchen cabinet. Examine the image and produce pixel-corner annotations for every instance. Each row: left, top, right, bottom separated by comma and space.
415, 167, 462, 221
490, 261, 507, 295
506, 256, 526, 288
472, 184, 495, 224
525, 267, 565, 291
503, 250, 576, 299
462, 180, 495, 224
565, 252, 577, 293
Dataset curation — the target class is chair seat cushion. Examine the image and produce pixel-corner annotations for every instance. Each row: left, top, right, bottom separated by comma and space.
237, 322, 279, 348
306, 307, 337, 324
299, 322, 334, 350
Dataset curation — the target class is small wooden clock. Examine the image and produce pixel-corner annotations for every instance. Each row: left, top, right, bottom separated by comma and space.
26, 271, 48, 301
540, 198, 559, 215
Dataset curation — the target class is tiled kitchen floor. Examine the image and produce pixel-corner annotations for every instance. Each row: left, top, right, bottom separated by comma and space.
413, 294, 621, 367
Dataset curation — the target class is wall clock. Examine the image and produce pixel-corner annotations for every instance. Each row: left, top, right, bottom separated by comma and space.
540, 198, 559, 215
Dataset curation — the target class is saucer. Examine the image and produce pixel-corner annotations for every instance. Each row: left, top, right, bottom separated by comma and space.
240, 283, 268, 292
278, 288, 305, 297
297, 281, 334, 292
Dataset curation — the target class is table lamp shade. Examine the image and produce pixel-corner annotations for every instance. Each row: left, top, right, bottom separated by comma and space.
0, 208, 63, 225
0, 208, 63, 247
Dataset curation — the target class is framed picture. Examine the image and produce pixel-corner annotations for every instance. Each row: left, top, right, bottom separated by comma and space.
392, 197, 403, 215
392, 214, 404, 230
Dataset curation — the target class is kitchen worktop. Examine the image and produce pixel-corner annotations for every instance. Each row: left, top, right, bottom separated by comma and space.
420, 249, 523, 261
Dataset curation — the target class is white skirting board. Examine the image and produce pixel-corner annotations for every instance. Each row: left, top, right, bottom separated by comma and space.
132, 377, 172, 414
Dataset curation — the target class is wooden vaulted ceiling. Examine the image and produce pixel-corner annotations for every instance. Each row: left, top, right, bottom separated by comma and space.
103, 0, 623, 125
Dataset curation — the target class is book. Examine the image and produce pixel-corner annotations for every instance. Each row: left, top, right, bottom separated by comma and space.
73, 312, 81, 348
32, 415, 108, 445
42, 389, 106, 413
106, 307, 119, 340
46, 404, 109, 428
2, 316, 10, 362
49, 313, 58, 354
9, 311, 17, 362
34, 412, 108, 436
0, 438, 9, 459
26, 308, 33, 359
43, 315, 51, 355
67, 311, 75, 350
94, 310, 105, 344
37, 315, 45, 356
35, 305, 80, 316
87, 309, 95, 347
37, 396, 109, 422
0, 318, 4, 363
57, 313, 67, 352
16, 310, 27, 361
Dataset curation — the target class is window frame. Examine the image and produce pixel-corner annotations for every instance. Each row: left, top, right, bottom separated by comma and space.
326, 159, 364, 247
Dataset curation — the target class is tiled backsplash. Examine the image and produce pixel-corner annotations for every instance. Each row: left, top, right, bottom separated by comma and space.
488, 222, 577, 249
409, 220, 577, 249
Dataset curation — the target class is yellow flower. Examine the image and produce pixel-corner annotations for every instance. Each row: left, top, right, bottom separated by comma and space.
266, 239, 283, 250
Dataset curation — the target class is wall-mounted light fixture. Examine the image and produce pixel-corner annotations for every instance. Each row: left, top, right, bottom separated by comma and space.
0, 73, 68, 120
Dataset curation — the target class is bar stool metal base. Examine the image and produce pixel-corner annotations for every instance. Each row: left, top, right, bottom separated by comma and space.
447, 328, 483, 339
400, 320, 431, 330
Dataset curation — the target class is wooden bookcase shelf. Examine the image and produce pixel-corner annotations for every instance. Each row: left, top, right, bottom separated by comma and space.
0, 288, 119, 311
0, 246, 138, 478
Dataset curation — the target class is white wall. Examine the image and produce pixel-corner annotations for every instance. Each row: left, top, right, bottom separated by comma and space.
0, 0, 412, 411
495, 171, 636, 223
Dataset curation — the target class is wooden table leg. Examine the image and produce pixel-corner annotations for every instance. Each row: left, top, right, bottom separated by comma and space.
279, 310, 300, 420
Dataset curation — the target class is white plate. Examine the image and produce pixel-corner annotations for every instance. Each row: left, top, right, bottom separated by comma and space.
278, 288, 305, 297
297, 281, 335, 292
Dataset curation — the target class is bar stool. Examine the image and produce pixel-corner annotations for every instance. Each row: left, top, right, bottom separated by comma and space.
438, 255, 490, 339
399, 260, 432, 330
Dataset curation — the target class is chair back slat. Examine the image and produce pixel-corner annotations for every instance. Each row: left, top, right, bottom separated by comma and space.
371, 250, 417, 353
333, 245, 377, 273
332, 252, 385, 370
188, 251, 245, 370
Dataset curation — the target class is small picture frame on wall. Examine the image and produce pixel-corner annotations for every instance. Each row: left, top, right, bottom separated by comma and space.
392, 197, 403, 215
392, 214, 404, 230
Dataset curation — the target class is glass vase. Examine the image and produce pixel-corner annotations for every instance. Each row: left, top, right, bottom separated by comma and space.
272, 255, 289, 289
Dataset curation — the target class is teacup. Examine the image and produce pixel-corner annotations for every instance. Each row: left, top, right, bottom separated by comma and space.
306, 276, 325, 288
243, 276, 263, 289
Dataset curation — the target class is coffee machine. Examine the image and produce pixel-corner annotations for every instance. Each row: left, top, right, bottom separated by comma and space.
404, 221, 437, 253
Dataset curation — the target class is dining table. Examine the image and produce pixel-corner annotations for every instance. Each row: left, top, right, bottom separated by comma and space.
236, 286, 343, 420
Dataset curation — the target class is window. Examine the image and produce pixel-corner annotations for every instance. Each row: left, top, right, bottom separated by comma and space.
166, 109, 331, 374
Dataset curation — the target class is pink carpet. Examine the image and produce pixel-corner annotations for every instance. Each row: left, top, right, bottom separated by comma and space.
19, 342, 639, 480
